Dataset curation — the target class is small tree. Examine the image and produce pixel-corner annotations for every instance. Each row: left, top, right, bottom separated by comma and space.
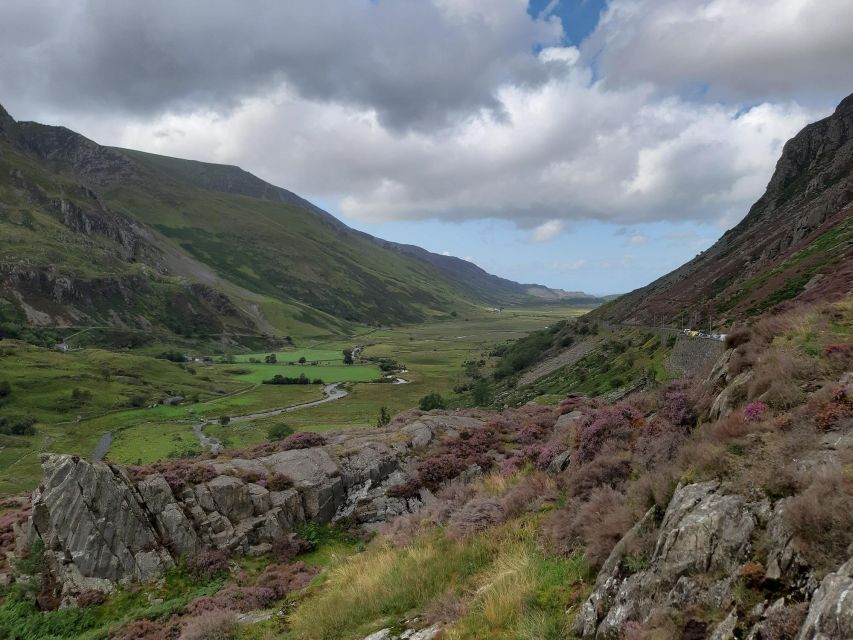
219, 415, 230, 426
419, 392, 447, 411
268, 423, 294, 441
265, 353, 277, 364
343, 349, 354, 365
472, 379, 491, 406
376, 405, 391, 428
298, 356, 307, 364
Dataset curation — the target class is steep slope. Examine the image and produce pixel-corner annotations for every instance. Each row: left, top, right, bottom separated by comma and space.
0, 107, 263, 341
596, 92, 853, 327
0, 104, 597, 343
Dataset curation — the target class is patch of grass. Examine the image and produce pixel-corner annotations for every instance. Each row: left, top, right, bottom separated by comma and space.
0, 564, 224, 640
232, 349, 345, 364
287, 517, 589, 640
227, 364, 380, 384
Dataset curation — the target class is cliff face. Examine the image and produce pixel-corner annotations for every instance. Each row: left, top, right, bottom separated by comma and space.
598, 92, 853, 326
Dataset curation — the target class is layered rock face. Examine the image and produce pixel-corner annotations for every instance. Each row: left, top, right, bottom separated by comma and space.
21, 414, 482, 600
574, 480, 853, 640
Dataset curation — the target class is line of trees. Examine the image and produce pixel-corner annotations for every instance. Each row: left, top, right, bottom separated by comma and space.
262, 373, 324, 385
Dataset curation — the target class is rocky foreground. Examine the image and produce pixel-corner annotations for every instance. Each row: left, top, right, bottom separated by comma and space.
4, 330, 853, 638
13, 414, 482, 598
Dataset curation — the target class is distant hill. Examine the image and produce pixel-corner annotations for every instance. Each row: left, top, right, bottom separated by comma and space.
0, 104, 603, 343
595, 92, 853, 328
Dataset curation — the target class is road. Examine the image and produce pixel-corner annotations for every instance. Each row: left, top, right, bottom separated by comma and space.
191, 382, 349, 452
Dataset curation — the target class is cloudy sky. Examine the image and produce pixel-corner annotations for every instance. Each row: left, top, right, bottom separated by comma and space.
2, 0, 852, 294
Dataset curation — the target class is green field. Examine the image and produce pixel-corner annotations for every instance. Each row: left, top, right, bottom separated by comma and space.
226, 363, 380, 384
0, 306, 590, 496
231, 349, 345, 363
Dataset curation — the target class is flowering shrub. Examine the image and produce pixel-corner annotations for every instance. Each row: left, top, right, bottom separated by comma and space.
76, 589, 107, 608
233, 468, 267, 486
815, 387, 853, 430
824, 343, 853, 356
386, 477, 422, 499
499, 456, 523, 476
280, 432, 326, 450
416, 453, 466, 490
575, 404, 641, 463
185, 561, 317, 614
267, 472, 293, 491
180, 609, 237, 640
559, 394, 597, 415
658, 382, 696, 431
113, 619, 169, 640
127, 461, 216, 494
187, 549, 229, 580
743, 401, 769, 423
0, 506, 30, 559
271, 534, 312, 562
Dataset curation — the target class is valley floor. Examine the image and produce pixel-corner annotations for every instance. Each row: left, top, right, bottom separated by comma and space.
0, 306, 587, 496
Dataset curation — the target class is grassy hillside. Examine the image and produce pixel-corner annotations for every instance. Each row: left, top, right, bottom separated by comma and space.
1, 105, 596, 348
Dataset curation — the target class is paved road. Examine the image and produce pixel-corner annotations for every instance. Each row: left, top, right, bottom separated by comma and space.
191, 382, 350, 452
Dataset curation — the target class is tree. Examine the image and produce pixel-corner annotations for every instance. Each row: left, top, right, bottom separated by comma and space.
343, 349, 354, 365
419, 392, 447, 411
472, 379, 491, 406
298, 356, 307, 364
268, 423, 294, 441
219, 415, 230, 426
376, 405, 391, 428
265, 353, 277, 364
0, 380, 10, 398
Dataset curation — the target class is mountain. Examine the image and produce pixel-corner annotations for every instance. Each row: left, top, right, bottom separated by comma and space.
0, 104, 599, 343
595, 92, 853, 327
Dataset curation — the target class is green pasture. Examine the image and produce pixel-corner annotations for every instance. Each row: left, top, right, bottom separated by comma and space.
231, 348, 345, 364
0, 306, 591, 496
225, 363, 380, 384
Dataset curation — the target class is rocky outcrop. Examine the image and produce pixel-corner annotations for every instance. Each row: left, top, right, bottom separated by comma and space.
574, 481, 769, 638
20, 414, 483, 599
572, 476, 853, 639
797, 556, 853, 640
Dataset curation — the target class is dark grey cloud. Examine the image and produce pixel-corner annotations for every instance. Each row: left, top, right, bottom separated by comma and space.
0, 0, 563, 130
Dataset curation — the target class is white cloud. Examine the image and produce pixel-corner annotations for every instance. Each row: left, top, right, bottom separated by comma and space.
538, 46, 580, 65
441, 250, 451, 256
529, 219, 564, 242
585, 0, 853, 103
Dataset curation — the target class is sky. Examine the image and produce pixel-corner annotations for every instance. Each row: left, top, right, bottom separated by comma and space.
1, 1, 851, 295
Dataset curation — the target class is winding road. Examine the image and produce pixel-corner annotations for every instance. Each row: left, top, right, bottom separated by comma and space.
191, 382, 349, 453
91, 336, 413, 461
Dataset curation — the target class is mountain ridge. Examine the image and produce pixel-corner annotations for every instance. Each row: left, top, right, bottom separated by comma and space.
0, 104, 603, 344
594, 91, 853, 327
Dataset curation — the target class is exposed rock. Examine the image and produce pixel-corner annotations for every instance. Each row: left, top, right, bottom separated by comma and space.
30, 455, 173, 597
361, 624, 442, 640
574, 482, 766, 638
555, 410, 584, 429
796, 556, 853, 640
709, 609, 738, 640
710, 370, 753, 420
22, 413, 486, 597
765, 498, 817, 592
